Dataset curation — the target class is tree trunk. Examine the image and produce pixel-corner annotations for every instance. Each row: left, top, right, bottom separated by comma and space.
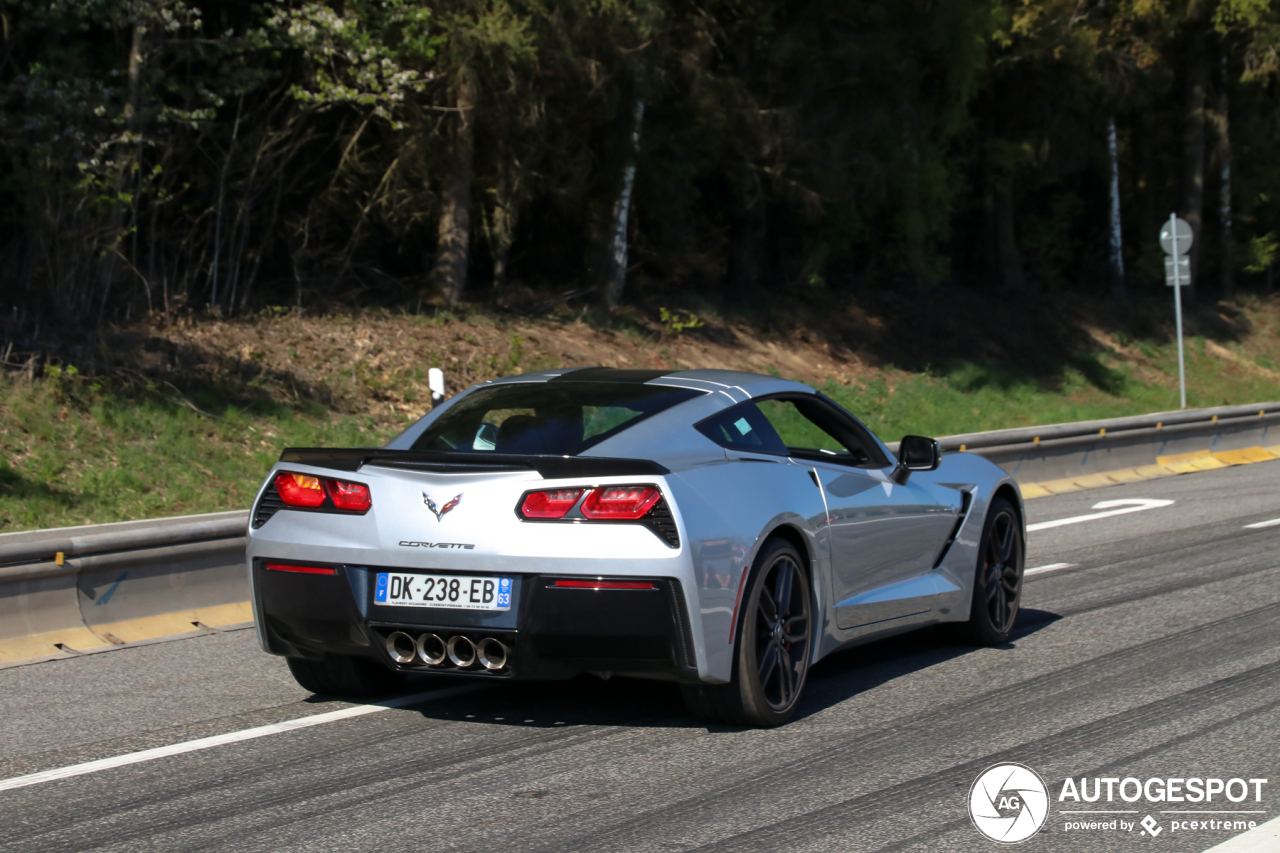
1218, 54, 1234, 298
482, 169, 521, 304
432, 70, 477, 307
1107, 116, 1126, 298
1180, 30, 1208, 302
726, 170, 766, 296
603, 98, 644, 308
995, 182, 1025, 292
97, 21, 145, 321
899, 103, 932, 288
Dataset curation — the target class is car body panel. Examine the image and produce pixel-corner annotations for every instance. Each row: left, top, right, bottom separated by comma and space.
247, 368, 1021, 686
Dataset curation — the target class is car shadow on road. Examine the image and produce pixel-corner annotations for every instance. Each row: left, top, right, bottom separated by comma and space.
371, 608, 1063, 732
794, 607, 1062, 723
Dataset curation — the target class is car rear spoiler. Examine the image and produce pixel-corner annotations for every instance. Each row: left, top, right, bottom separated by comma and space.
278, 448, 670, 479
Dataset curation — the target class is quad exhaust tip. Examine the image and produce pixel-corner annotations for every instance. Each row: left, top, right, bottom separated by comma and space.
386, 631, 416, 664
447, 635, 478, 668
388, 631, 509, 671
416, 633, 447, 666
477, 637, 508, 671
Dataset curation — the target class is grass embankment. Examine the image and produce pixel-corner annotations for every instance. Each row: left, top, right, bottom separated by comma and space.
2, 292, 1279, 533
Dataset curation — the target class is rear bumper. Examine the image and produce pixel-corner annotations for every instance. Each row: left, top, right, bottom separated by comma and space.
252, 560, 700, 682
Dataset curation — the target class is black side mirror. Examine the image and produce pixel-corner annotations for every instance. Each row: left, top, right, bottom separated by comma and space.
891, 435, 941, 484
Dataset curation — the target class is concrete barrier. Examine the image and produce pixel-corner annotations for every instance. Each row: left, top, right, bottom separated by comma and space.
0, 511, 249, 663
1, 399, 1277, 666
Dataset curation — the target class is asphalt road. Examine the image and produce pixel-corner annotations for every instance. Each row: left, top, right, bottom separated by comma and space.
2, 462, 1278, 852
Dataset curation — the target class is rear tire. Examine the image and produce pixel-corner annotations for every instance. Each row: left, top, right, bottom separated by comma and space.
286, 654, 410, 698
682, 538, 812, 727
960, 496, 1023, 646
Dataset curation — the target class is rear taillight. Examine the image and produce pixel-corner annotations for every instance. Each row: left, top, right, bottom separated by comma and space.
326, 479, 372, 512
265, 562, 336, 576
581, 485, 662, 520
273, 472, 371, 513
520, 488, 586, 519
553, 579, 654, 590
275, 472, 326, 507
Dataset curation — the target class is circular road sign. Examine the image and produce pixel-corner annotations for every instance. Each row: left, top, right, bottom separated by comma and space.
1160, 217, 1194, 256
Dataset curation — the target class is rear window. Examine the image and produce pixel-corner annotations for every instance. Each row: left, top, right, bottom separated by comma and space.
411, 382, 703, 456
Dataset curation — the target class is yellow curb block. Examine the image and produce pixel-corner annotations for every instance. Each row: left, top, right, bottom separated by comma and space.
0, 601, 253, 664
1022, 445, 1278, 500
1157, 449, 1216, 465
1218, 446, 1279, 463
0, 627, 112, 663
89, 601, 254, 645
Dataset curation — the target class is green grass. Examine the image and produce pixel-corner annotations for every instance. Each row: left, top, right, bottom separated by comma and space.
821, 337, 1280, 441
0, 373, 406, 533
3, 315, 1278, 534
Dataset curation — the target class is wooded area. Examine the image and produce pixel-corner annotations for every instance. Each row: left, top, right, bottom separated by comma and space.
3, 0, 1279, 334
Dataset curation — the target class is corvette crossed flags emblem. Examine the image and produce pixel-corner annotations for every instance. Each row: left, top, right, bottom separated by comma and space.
423, 492, 462, 521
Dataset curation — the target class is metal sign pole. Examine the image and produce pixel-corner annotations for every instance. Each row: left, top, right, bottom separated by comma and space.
1170, 212, 1187, 409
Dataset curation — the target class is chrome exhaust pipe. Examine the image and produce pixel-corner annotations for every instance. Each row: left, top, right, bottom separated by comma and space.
416, 633, 447, 666
447, 635, 478, 668
386, 631, 416, 664
477, 637, 508, 671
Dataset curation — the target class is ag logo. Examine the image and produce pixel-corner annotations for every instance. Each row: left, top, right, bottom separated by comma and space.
969, 763, 1050, 844
423, 492, 462, 522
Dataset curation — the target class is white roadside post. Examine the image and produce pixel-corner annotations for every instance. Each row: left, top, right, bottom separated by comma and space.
428, 367, 446, 408
1160, 215, 1193, 409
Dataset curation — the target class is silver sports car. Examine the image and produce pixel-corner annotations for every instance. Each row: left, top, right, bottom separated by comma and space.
247, 367, 1025, 726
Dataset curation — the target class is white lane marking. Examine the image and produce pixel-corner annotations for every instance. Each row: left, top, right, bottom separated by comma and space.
1201, 812, 1280, 852
1025, 563, 1075, 576
1245, 518, 1280, 529
0, 683, 483, 793
1027, 499, 1174, 532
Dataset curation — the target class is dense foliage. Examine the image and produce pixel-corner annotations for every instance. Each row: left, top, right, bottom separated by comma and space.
2, 0, 1279, 333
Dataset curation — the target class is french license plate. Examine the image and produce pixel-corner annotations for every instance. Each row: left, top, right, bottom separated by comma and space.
374, 572, 512, 611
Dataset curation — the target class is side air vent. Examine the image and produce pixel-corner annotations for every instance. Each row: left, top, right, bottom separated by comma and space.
667, 579, 696, 669
644, 499, 680, 549
931, 489, 974, 568
253, 483, 286, 529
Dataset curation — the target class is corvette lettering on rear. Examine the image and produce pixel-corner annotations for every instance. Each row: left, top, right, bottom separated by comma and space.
398, 541, 476, 550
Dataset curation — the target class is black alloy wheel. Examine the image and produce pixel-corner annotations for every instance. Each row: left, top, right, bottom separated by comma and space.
753, 550, 810, 711
682, 537, 812, 727
962, 496, 1023, 645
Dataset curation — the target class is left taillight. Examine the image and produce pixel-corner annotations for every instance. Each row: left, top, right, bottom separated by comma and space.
273, 472, 371, 513
326, 479, 372, 512
275, 472, 325, 507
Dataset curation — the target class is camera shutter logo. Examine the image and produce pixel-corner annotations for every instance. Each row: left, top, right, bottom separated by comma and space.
969, 763, 1050, 843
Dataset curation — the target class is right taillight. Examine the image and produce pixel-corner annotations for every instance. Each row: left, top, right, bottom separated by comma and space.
520, 488, 586, 519
580, 485, 662, 520
518, 485, 663, 521
275, 472, 326, 507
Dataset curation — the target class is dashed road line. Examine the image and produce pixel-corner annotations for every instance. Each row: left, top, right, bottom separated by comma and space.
1027, 498, 1174, 532
0, 683, 485, 793
1244, 518, 1280, 530
1025, 563, 1075, 576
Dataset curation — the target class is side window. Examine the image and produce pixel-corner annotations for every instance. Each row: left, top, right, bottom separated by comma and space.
755, 398, 880, 467
694, 402, 789, 456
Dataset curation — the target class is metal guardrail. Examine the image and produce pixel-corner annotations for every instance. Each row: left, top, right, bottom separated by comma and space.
1, 399, 1277, 663
938, 400, 1280, 452
935, 401, 1280, 484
